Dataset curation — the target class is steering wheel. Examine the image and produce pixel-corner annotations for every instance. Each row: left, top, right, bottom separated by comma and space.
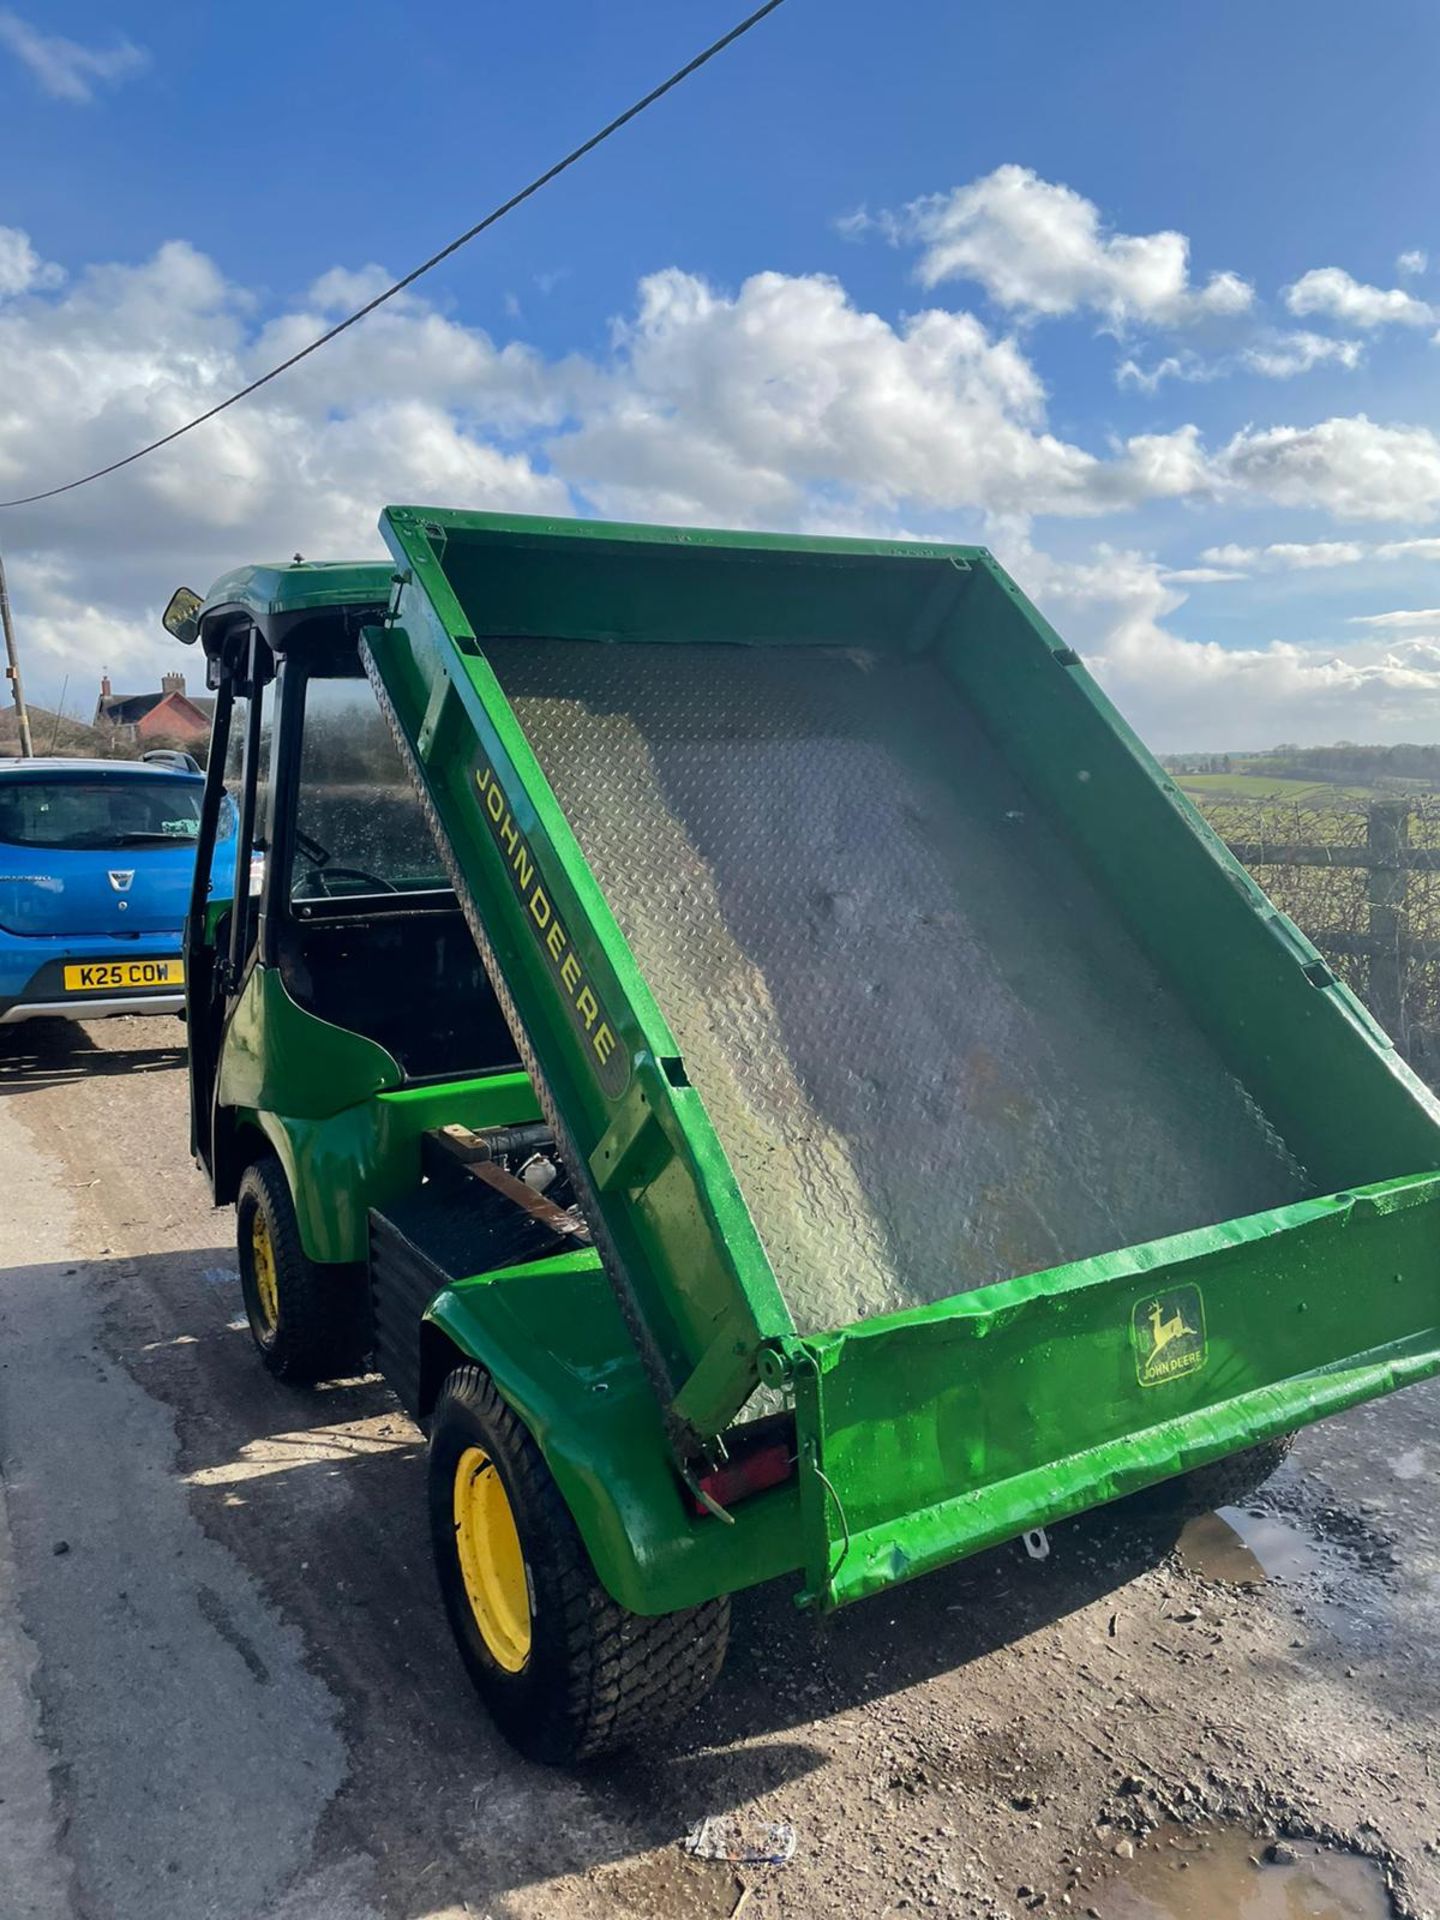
303, 865, 400, 898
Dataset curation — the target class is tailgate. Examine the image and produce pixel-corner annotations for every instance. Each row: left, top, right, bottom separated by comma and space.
0, 843, 193, 936
779, 1174, 1440, 1611
0, 773, 203, 935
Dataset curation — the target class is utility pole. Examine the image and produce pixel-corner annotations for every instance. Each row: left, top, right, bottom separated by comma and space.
0, 550, 33, 757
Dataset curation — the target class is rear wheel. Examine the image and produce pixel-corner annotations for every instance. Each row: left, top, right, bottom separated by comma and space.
235, 1157, 368, 1383
1133, 1434, 1295, 1520
429, 1365, 730, 1764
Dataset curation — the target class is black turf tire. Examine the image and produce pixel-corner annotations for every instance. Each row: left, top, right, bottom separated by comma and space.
1132, 1433, 1295, 1520
235, 1156, 369, 1384
428, 1365, 730, 1764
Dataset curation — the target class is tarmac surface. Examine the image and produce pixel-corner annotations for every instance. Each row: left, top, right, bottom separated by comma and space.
1, 1012, 1438, 1920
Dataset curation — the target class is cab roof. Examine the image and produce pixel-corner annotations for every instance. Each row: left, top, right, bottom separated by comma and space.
195, 560, 394, 663
200, 560, 394, 621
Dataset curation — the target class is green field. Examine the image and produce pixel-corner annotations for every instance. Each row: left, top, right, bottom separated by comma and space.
1177, 772, 1383, 805
1163, 771, 1440, 1065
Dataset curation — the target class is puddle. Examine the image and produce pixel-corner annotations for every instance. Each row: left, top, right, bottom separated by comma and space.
1095, 1826, 1391, 1919
1175, 1500, 1399, 1649
1178, 1506, 1325, 1586
595, 1848, 740, 1919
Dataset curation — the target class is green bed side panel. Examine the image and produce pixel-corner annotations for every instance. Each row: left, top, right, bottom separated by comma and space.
942, 558, 1440, 1193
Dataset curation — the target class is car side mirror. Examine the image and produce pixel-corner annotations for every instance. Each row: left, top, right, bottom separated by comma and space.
163, 586, 203, 645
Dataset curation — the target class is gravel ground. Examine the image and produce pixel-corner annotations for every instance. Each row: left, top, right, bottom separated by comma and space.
1, 1013, 1437, 1920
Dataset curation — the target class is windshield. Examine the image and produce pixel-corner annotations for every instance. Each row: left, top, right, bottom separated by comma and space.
0, 776, 204, 850
288, 676, 449, 900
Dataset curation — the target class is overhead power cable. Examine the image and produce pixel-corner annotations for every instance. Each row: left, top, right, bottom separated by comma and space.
0, 0, 789, 510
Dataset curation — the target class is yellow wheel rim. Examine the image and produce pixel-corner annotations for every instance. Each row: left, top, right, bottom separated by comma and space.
250, 1209, 279, 1335
453, 1446, 531, 1672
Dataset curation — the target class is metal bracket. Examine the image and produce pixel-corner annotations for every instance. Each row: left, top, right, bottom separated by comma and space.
425, 1124, 591, 1244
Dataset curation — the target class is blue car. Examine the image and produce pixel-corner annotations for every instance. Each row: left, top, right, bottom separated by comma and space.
0, 756, 235, 1026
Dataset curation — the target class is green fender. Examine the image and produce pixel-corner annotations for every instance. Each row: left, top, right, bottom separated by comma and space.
424, 1252, 802, 1616
235, 1074, 545, 1263
221, 966, 544, 1262
218, 962, 402, 1119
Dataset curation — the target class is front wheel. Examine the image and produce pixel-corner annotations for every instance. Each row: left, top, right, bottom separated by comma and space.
428, 1365, 730, 1764
235, 1157, 368, 1383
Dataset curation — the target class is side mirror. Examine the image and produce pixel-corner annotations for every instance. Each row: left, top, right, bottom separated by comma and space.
163, 586, 203, 645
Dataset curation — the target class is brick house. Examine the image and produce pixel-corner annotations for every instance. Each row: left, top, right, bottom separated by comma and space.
93, 671, 214, 746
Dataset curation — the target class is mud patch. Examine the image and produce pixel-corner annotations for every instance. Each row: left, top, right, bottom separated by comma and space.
594, 1847, 741, 1917
1092, 1826, 1391, 1918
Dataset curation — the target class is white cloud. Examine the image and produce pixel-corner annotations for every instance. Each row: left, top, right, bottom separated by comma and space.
1161, 565, 1248, 584
1217, 415, 1440, 521
11, 559, 173, 695
1103, 424, 1211, 503
1100, 621, 1440, 750
0, 236, 569, 693
0, 10, 147, 102
1195, 535, 1440, 577
1377, 536, 1440, 562
305, 264, 402, 314
1117, 331, 1362, 390
245, 275, 574, 435
1283, 266, 1434, 329
1197, 540, 1368, 574
1198, 543, 1262, 571
900, 165, 1253, 328
11, 215, 1440, 751
832, 206, 877, 242
1266, 539, 1370, 568
1348, 607, 1440, 631
1239, 331, 1363, 378
1008, 540, 1440, 748
551, 267, 1204, 525
1398, 249, 1429, 278
1, 244, 1201, 654
1116, 350, 1215, 393
0, 225, 61, 298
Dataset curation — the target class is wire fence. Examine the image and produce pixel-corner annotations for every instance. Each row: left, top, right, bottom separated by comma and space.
1192, 794, 1440, 1083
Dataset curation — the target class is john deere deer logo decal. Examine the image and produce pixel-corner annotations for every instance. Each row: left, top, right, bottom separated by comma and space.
1132, 1284, 1207, 1386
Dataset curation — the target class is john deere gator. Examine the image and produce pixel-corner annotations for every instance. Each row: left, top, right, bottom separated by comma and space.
166, 509, 1440, 1762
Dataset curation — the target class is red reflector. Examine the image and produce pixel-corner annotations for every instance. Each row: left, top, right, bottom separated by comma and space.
691, 1439, 794, 1516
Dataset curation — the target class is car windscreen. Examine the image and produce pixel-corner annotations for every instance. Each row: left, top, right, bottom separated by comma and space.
0, 777, 204, 850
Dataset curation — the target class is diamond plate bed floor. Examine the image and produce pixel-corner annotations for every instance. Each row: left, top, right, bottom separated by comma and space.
486, 639, 1308, 1335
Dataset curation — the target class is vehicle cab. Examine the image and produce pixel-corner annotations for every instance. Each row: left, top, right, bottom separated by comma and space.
174, 563, 523, 1215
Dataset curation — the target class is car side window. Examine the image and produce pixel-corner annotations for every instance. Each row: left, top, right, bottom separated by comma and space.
224, 688, 272, 853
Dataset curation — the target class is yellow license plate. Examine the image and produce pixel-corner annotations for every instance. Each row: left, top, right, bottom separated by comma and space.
63, 958, 185, 993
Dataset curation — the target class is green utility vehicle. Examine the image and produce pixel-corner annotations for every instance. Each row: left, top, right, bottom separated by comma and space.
172, 509, 1440, 1763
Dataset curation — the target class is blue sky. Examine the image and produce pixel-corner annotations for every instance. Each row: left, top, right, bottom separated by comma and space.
3, 0, 1440, 747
